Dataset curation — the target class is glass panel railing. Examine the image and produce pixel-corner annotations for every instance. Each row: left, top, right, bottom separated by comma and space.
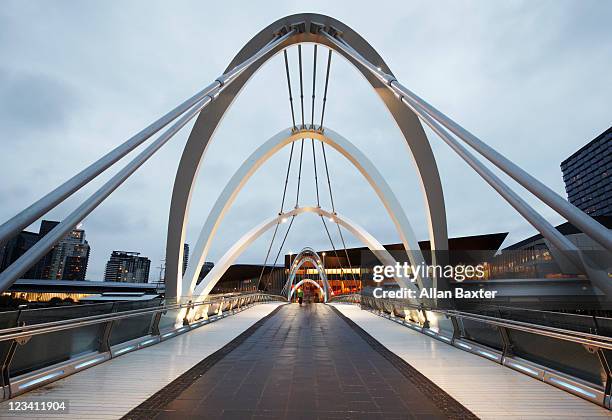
506, 328, 605, 387
109, 299, 162, 346
497, 307, 598, 334
426, 311, 455, 337
0, 310, 20, 385
10, 303, 114, 377
594, 316, 612, 336
3, 293, 265, 379
457, 317, 504, 350
157, 299, 184, 332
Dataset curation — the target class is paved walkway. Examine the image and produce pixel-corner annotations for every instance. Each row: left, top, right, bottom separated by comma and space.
125, 303, 475, 419
332, 303, 612, 419
0, 302, 285, 420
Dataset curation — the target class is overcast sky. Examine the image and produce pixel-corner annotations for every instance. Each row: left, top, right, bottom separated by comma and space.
1, 0, 610, 281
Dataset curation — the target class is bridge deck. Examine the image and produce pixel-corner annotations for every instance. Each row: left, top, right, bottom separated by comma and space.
0, 302, 609, 419
332, 303, 612, 419
0, 302, 284, 419
125, 303, 475, 419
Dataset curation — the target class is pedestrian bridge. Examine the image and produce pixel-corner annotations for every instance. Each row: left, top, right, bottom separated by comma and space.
0, 11, 610, 420
0, 295, 610, 419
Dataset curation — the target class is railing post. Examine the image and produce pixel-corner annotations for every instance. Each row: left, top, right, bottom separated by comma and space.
594, 348, 612, 401
98, 320, 114, 353
450, 315, 461, 343
98, 303, 117, 353
592, 317, 611, 401
0, 310, 23, 398
151, 307, 163, 336
420, 305, 430, 329
498, 326, 514, 361
182, 300, 193, 326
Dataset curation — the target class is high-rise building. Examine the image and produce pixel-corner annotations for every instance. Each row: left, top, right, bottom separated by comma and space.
196, 262, 215, 285
48, 229, 91, 280
561, 127, 611, 217
104, 251, 151, 283
0, 220, 89, 280
0, 231, 39, 277
183, 243, 189, 275
29, 220, 60, 279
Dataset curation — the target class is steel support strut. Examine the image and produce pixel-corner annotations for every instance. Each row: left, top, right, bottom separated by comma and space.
321, 30, 612, 253
0, 29, 295, 292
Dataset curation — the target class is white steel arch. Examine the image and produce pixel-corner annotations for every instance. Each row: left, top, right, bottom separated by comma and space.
289, 279, 327, 303
165, 13, 449, 298
2, 14, 608, 297
283, 251, 330, 302
191, 207, 419, 304
181, 127, 429, 300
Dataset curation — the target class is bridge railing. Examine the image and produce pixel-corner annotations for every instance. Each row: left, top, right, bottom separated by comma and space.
332, 293, 612, 408
0, 291, 284, 400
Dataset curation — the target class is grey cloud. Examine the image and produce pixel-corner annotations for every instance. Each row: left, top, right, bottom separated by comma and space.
1, 1, 610, 280
0, 69, 77, 136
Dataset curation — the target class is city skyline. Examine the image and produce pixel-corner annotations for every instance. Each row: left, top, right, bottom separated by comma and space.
1, 1, 611, 281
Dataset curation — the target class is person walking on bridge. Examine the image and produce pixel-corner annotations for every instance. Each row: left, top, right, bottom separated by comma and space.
297, 288, 304, 305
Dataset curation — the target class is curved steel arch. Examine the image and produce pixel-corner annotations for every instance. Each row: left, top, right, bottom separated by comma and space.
165, 13, 448, 298
181, 127, 429, 300
289, 279, 327, 303
191, 206, 419, 304
282, 248, 327, 291
283, 250, 329, 302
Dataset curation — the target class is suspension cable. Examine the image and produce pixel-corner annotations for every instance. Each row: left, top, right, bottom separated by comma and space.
311, 143, 321, 207
257, 221, 281, 291
311, 45, 317, 128
320, 126, 359, 289
298, 44, 305, 128
264, 44, 310, 289
257, 47, 301, 290
335, 220, 358, 289
320, 216, 347, 286
314, 47, 355, 290
295, 139, 305, 207
283, 49, 297, 131
270, 215, 296, 268
256, 143, 295, 290
310, 45, 321, 207
320, 142, 336, 212
319, 49, 332, 129
279, 143, 295, 213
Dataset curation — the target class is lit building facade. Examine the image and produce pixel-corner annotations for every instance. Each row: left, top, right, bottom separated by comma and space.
0, 220, 89, 280
104, 251, 151, 283
183, 243, 189, 275
48, 229, 90, 280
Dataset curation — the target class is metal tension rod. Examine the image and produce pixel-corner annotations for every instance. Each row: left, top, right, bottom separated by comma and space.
321, 30, 612, 253
0, 29, 297, 291
0, 29, 295, 247
0, 95, 212, 291
405, 96, 586, 271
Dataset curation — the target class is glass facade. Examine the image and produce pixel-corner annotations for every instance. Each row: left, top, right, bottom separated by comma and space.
104, 251, 151, 283
0, 221, 90, 280
561, 127, 611, 217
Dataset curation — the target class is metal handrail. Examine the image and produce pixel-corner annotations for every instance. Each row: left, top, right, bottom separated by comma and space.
358, 295, 612, 350
0, 292, 281, 342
